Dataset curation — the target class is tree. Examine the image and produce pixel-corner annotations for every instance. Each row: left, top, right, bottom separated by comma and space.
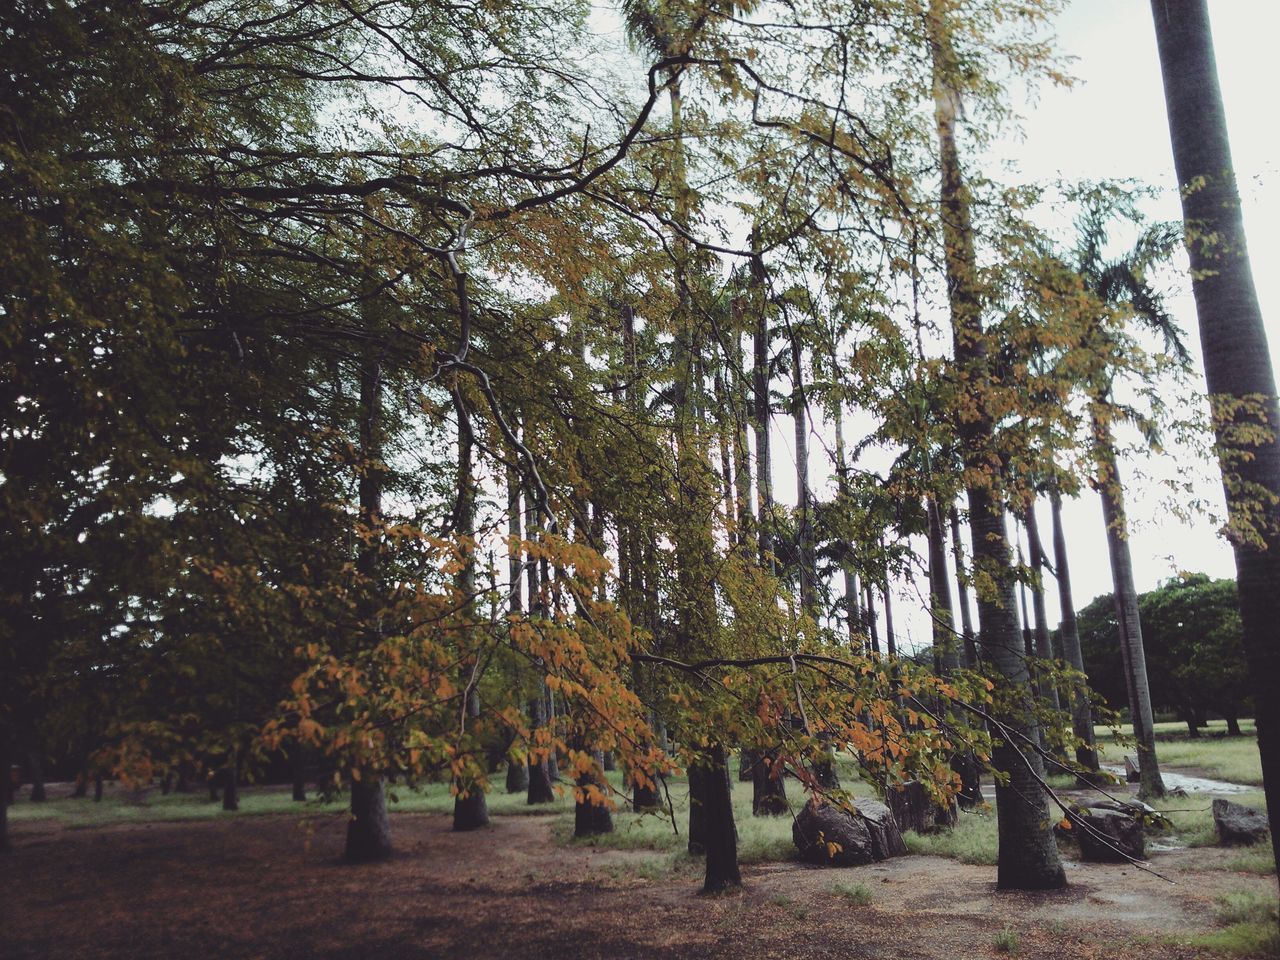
924, 0, 1065, 889
1149, 0, 1280, 878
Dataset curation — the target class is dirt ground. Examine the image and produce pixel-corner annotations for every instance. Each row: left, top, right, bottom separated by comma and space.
2, 806, 1274, 960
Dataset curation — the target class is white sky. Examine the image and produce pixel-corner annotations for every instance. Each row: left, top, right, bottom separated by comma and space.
880, 0, 1280, 648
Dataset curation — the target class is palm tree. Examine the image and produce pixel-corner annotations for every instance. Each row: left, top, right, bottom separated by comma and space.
620, 0, 741, 895
1071, 195, 1185, 799
1149, 0, 1280, 877
926, 0, 1065, 890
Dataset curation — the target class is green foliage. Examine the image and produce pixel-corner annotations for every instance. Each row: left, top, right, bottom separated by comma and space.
1078, 575, 1252, 731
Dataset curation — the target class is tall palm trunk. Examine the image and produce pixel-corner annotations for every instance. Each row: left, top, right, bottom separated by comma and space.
790, 331, 816, 617
834, 407, 862, 650
1092, 409, 1165, 799
927, 0, 1064, 889
669, 71, 738, 891
1023, 499, 1063, 720
1150, 0, 1280, 877
927, 498, 958, 672
949, 505, 978, 668
1048, 489, 1098, 772
750, 240, 774, 574
453, 394, 490, 831
346, 355, 393, 862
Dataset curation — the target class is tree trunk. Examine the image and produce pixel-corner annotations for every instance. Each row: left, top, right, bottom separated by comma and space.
834, 406, 862, 651
699, 744, 741, 894
1150, 0, 1280, 880
751, 750, 788, 816
927, 0, 1065, 889
26, 745, 45, 803
94, 776, 104, 802
751, 237, 774, 573
345, 351, 393, 860
574, 750, 614, 837
738, 748, 757, 783
863, 582, 881, 656
346, 778, 392, 862
0, 736, 10, 852
1093, 409, 1165, 799
452, 391, 490, 834
527, 691, 556, 805
927, 498, 959, 672
1023, 498, 1064, 723
790, 331, 816, 616
1225, 713, 1242, 737
1049, 489, 1098, 772
292, 751, 308, 802
506, 759, 529, 794
948, 505, 979, 668
221, 750, 239, 813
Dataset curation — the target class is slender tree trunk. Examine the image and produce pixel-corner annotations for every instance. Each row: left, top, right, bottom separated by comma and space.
790, 331, 815, 616
732, 318, 755, 552
292, 750, 308, 802
221, 749, 239, 813
1023, 499, 1064, 721
863, 582, 881, 656
751, 237, 774, 573
882, 570, 897, 660
345, 353, 393, 861
949, 505, 979, 668
1150, 0, 1280, 879
453, 392, 490, 833
1049, 489, 1098, 772
0, 735, 10, 852
927, 498, 959, 672
927, 0, 1064, 889
835, 407, 862, 650
26, 744, 45, 803
1093, 409, 1165, 799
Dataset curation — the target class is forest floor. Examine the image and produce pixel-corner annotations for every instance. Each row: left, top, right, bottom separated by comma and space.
4, 782, 1277, 960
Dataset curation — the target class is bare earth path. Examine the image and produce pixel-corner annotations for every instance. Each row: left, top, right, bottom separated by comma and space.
2, 811, 1272, 960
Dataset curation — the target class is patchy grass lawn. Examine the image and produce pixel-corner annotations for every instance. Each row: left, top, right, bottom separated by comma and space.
1094, 720, 1264, 786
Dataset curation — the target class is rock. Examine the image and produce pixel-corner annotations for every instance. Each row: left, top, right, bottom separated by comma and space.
1068, 806, 1145, 862
887, 780, 958, 834
793, 798, 907, 866
1124, 756, 1141, 783
1089, 799, 1171, 833
1213, 798, 1270, 846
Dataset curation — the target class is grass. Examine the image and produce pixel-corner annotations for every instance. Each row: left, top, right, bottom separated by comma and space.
992, 926, 1020, 953
832, 880, 874, 905
8, 775, 578, 829
1176, 891, 1280, 957
1148, 789, 1269, 850
901, 808, 999, 866
1094, 720, 1264, 786
556, 759, 880, 866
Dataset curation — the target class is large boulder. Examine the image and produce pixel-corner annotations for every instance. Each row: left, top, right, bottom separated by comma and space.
793, 798, 907, 866
1213, 798, 1270, 846
1068, 806, 1145, 862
